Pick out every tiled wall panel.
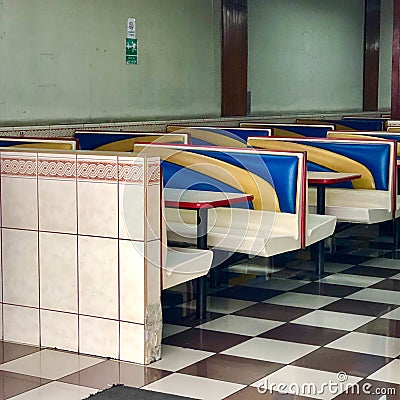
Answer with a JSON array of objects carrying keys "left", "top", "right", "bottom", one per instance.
[{"left": 0, "top": 149, "right": 162, "bottom": 364}]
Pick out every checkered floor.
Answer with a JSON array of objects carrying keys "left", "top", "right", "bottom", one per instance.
[{"left": 0, "top": 225, "right": 400, "bottom": 399}]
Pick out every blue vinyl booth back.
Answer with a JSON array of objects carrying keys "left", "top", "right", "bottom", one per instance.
[
  {"left": 74, "top": 133, "right": 186, "bottom": 151},
  {"left": 160, "top": 147, "right": 300, "bottom": 214},
  {"left": 167, "top": 127, "right": 272, "bottom": 147},
  {"left": 248, "top": 138, "right": 391, "bottom": 191},
  {"left": 302, "top": 141, "right": 390, "bottom": 190}
]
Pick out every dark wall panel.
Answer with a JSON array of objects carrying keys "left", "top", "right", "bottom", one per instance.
[
  {"left": 392, "top": 0, "right": 400, "bottom": 118},
  {"left": 363, "top": 0, "right": 381, "bottom": 111},
  {"left": 221, "top": 0, "right": 248, "bottom": 116}
]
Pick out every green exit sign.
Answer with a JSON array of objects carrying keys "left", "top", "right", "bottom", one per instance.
[{"left": 126, "top": 38, "right": 138, "bottom": 64}]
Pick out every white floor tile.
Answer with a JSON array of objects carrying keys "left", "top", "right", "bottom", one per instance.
[
  {"left": 243, "top": 278, "right": 308, "bottom": 291},
  {"left": 291, "top": 261, "right": 352, "bottom": 274},
  {"left": 380, "top": 307, "right": 400, "bottom": 320},
  {"left": 10, "top": 382, "right": 98, "bottom": 400},
  {"left": 162, "top": 324, "right": 190, "bottom": 339},
  {"left": 143, "top": 373, "right": 244, "bottom": 400},
  {"left": 198, "top": 315, "right": 284, "bottom": 336},
  {"left": 349, "top": 248, "right": 390, "bottom": 258},
  {"left": 221, "top": 337, "right": 318, "bottom": 364},
  {"left": 323, "top": 263, "right": 355, "bottom": 273},
  {"left": 326, "top": 332, "right": 400, "bottom": 358},
  {"left": 346, "top": 288, "right": 400, "bottom": 305},
  {"left": 251, "top": 365, "right": 362, "bottom": 400},
  {"left": 319, "top": 274, "right": 385, "bottom": 288},
  {"left": 291, "top": 310, "right": 374, "bottom": 331},
  {"left": 228, "top": 258, "right": 281, "bottom": 275},
  {"left": 0, "top": 349, "right": 104, "bottom": 380},
  {"left": 359, "top": 258, "right": 400, "bottom": 270},
  {"left": 391, "top": 273, "right": 400, "bottom": 280},
  {"left": 265, "top": 293, "right": 339, "bottom": 309},
  {"left": 179, "top": 296, "right": 256, "bottom": 314},
  {"left": 149, "top": 345, "right": 213, "bottom": 372},
  {"left": 368, "top": 359, "right": 400, "bottom": 384}
]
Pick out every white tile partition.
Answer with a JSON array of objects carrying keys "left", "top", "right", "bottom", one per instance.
[{"left": 0, "top": 148, "right": 162, "bottom": 365}]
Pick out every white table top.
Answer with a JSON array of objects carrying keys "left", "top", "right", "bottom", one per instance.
[
  {"left": 307, "top": 171, "right": 361, "bottom": 184},
  {"left": 164, "top": 188, "right": 254, "bottom": 209}
]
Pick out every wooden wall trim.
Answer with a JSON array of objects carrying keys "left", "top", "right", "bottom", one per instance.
[
  {"left": 392, "top": 0, "right": 400, "bottom": 118},
  {"left": 363, "top": 0, "right": 381, "bottom": 111},
  {"left": 221, "top": 0, "right": 248, "bottom": 117}
]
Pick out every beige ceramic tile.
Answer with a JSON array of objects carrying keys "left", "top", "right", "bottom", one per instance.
[
  {"left": 77, "top": 154, "right": 118, "bottom": 238},
  {"left": 1, "top": 176, "right": 38, "bottom": 230},
  {"left": 40, "top": 310, "right": 78, "bottom": 352},
  {"left": 78, "top": 236, "right": 118, "bottom": 319},
  {"left": 77, "top": 181, "right": 118, "bottom": 238},
  {"left": 2, "top": 229, "right": 38, "bottom": 307},
  {"left": 3, "top": 305, "right": 39, "bottom": 346},
  {"left": 146, "top": 240, "right": 162, "bottom": 307},
  {"left": 38, "top": 153, "right": 77, "bottom": 233},
  {"left": 119, "top": 182, "right": 144, "bottom": 240},
  {"left": 119, "top": 240, "right": 145, "bottom": 324},
  {"left": 0, "top": 228, "right": 2, "bottom": 303},
  {"left": 79, "top": 316, "right": 119, "bottom": 359},
  {"left": 119, "top": 322, "right": 145, "bottom": 364},
  {"left": 0, "top": 305, "right": 2, "bottom": 341},
  {"left": 39, "top": 179, "right": 77, "bottom": 234},
  {"left": 118, "top": 156, "right": 145, "bottom": 240},
  {"left": 40, "top": 232, "right": 78, "bottom": 313},
  {"left": 146, "top": 183, "right": 161, "bottom": 241}
]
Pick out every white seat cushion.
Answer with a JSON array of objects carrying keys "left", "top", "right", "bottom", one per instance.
[
  {"left": 395, "top": 194, "right": 400, "bottom": 218},
  {"left": 309, "top": 205, "right": 392, "bottom": 224},
  {"left": 167, "top": 221, "right": 300, "bottom": 257},
  {"left": 305, "top": 214, "right": 336, "bottom": 246},
  {"left": 309, "top": 188, "right": 393, "bottom": 224},
  {"left": 164, "top": 247, "right": 213, "bottom": 289}
]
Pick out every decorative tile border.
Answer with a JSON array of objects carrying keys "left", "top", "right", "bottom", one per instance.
[
  {"left": 1, "top": 157, "right": 37, "bottom": 177},
  {"left": 0, "top": 156, "right": 149, "bottom": 183},
  {"left": 118, "top": 163, "right": 145, "bottom": 183},
  {"left": 38, "top": 160, "right": 76, "bottom": 179},
  {"left": 147, "top": 162, "right": 161, "bottom": 184},
  {"left": 77, "top": 161, "right": 118, "bottom": 182}
]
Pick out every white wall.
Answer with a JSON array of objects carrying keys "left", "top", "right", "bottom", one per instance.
[
  {"left": 248, "top": 0, "right": 365, "bottom": 114},
  {"left": 0, "top": 0, "right": 221, "bottom": 124}
]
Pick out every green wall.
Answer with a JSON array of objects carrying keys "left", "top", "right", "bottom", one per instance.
[
  {"left": 248, "top": 0, "right": 366, "bottom": 114},
  {"left": 0, "top": 1, "right": 394, "bottom": 125},
  {"left": 0, "top": 0, "right": 221, "bottom": 124},
  {"left": 379, "top": 0, "right": 393, "bottom": 109}
]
